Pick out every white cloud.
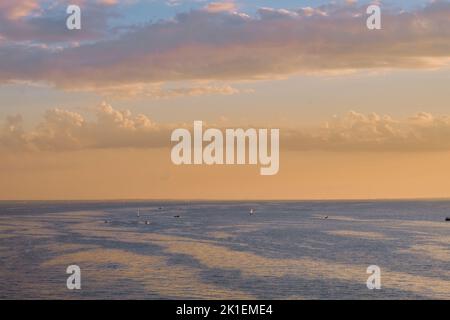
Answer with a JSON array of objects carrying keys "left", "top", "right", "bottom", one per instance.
[
  {"left": 4, "top": 107, "right": 450, "bottom": 153},
  {"left": 284, "top": 111, "right": 450, "bottom": 152},
  {"left": 1, "top": 103, "right": 168, "bottom": 151}
]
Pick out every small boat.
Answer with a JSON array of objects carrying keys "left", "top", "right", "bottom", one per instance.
[
  {"left": 249, "top": 209, "right": 255, "bottom": 215},
  {"left": 145, "top": 220, "right": 151, "bottom": 225},
  {"left": 137, "top": 209, "right": 140, "bottom": 217},
  {"left": 174, "top": 215, "right": 180, "bottom": 218},
  {"left": 104, "top": 220, "right": 109, "bottom": 224},
  {"left": 445, "top": 217, "right": 450, "bottom": 222},
  {"left": 324, "top": 216, "right": 329, "bottom": 220}
]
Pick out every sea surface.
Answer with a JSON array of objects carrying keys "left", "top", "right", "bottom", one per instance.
[{"left": 0, "top": 200, "right": 449, "bottom": 299}]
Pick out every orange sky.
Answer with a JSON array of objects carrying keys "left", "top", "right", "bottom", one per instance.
[
  {"left": 1, "top": 1, "right": 450, "bottom": 200},
  {"left": 2, "top": 148, "right": 450, "bottom": 200}
]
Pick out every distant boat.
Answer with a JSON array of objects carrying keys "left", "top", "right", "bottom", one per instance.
[
  {"left": 249, "top": 209, "right": 255, "bottom": 215},
  {"left": 174, "top": 215, "right": 180, "bottom": 218},
  {"left": 104, "top": 220, "right": 109, "bottom": 224},
  {"left": 446, "top": 217, "right": 450, "bottom": 222},
  {"left": 145, "top": 220, "right": 150, "bottom": 225},
  {"left": 324, "top": 216, "right": 329, "bottom": 220},
  {"left": 137, "top": 209, "right": 140, "bottom": 217}
]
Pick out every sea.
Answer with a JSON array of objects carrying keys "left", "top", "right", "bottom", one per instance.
[{"left": 0, "top": 200, "right": 449, "bottom": 299}]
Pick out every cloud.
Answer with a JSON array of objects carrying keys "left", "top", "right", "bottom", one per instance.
[
  {"left": 0, "top": 0, "right": 119, "bottom": 43},
  {"left": 0, "top": 1, "right": 449, "bottom": 93},
  {"left": 0, "top": 103, "right": 170, "bottom": 151},
  {"left": 0, "top": 0, "right": 40, "bottom": 20},
  {"left": 80, "top": 83, "right": 244, "bottom": 99},
  {"left": 283, "top": 111, "right": 450, "bottom": 152},
  {"left": 204, "top": 1, "right": 236, "bottom": 13},
  {"left": 4, "top": 106, "right": 450, "bottom": 153}
]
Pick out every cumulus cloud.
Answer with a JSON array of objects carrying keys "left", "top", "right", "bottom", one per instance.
[
  {"left": 283, "top": 111, "right": 450, "bottom": 152},
  {"left": 0, "top": 1, "right": 449, "bottom": 93},
  {"left": 4, "top": 106, "right": 450, "bottom": 153},
  {"left": 0, "top": 103, "right": 170, "bottom": 151}
]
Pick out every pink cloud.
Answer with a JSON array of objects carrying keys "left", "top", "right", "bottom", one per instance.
[
  {"left": 0, "top": 0, "right": 40, "bottom": 20},
  {"left": 0, "top": 0, "right": 119, "bottom": 43},
  {"left": 204, "top": 1, "right": 236, "bottom": 13},
  {"left": 0, "top": 2, "right": 449, "bottom": 92}
]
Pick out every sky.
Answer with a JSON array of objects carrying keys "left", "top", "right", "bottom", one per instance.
[{"left": 1, "top": 0, "right": 450, "bottom": 200}]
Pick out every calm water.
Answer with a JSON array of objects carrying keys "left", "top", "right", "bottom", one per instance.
[{"left": 0, "top": 200, "right": 449, "bottom": 299}]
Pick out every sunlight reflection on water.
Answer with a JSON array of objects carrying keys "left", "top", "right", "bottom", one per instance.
[{"left": 0, "top": 201, "right": 449, "bottom": 299}]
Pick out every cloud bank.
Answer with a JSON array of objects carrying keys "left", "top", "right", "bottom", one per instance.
[
  {"left": 0, "top": 0, "right": 119, "bottom": 43},
  {"left": 4, "top": 104, "right": 450, "bottom": 152},
  {"left": 0, "top": 103, "right": 169, "bottom": 151},
  {"left": 0, "top": 1, "right": 449, "bottom": 93},
  {"left": 283, "top": 111, "right": 450, "bottom": 152}
]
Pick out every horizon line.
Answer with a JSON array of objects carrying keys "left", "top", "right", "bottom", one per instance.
[{"left": 2, "top": 197, "right": 450, "bottom": 203}]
